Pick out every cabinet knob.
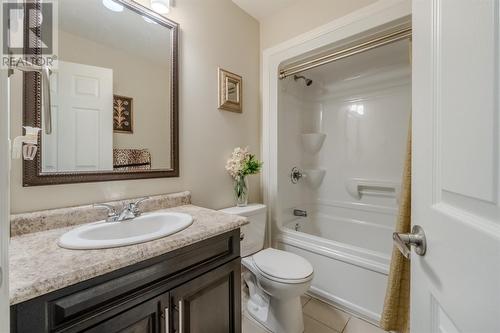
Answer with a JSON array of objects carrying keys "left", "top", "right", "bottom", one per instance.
[{"left": 240, "top": 233, "right": 245, "bottom": 241}]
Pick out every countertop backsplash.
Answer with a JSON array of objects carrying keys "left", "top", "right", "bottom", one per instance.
[{"left": 10, "top": 191, "right": 192, "bottom": 237}]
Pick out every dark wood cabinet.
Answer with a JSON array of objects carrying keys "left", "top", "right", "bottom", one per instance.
[
  {"left": 84, "top": 295, "right": 162, "bottom": 333},
  {"left": 170, "top": 259, "right": 241, "bottom": 333},
  {"left": 11, "top": 230, "right": 241, "bottom": 333},
  {"left": 80, "top": 259, "right": 241, "bottom": 333}
]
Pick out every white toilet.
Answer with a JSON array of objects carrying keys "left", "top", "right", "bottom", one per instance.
[{"left": 220, "top": 204, "right": 313, "bottom": 333}]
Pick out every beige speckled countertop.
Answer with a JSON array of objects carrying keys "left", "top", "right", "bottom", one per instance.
[{"left": 10, "top": 204, "right": 247, "bottom": 305}]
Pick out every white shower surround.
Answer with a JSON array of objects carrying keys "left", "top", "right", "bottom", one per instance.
[
  {"left": 276, "top": 66, "right": 411, "bottom": 323},
  {"left": 261, "top": 0, "right": 412, "bottom": 324}
]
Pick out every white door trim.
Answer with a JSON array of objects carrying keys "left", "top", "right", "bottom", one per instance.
[
  {"left": 261, "top": 0, "right": 412, "bottom": 243},
  {"left": 0, "top": 2, "right": 10, "bottom": 330},
  {"left": 0, "top": 0, "right": 10, "bottom": 327},
  {"left": 0, "top": 67, "right": 10, "bottom": 331}
]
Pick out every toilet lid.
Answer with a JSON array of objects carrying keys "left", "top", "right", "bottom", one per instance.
[{"left": 253, "top": 248, "right": 313, "bottom": 281}]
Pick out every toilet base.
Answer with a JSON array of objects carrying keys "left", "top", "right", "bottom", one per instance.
[{"left": 248, "top": 296, "right": 304, "bottom": 333}]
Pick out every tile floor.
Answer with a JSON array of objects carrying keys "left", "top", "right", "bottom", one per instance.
[{"left": 242, "top": 295, "right": 387, "bottom": 333}]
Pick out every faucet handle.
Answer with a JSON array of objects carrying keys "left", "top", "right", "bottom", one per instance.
[
  {"left": 93, "top": 203, "right": 118, "bottom": 221},
  {"left": 128, "top": 197, "right": 150, "bottom": 215},
  {"left": 133, "top": 197, "right": 150, "bottom": 206}
]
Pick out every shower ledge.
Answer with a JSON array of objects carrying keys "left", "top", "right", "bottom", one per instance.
[
  {"left": 301, "top": 133, "right": 326, "bottom": 154},
  {"left": 304, "top": 169, "right": 326, "bottom": 188}
]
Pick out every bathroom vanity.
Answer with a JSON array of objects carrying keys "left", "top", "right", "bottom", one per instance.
[
  {"left": 11, "top": 231, "right": 241, "bottom": 333},
  {"left": 9, "top": 193, "right": 247, "bottom": 333}
]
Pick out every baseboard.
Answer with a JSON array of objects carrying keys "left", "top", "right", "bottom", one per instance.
[{"left": 306, "top": 287, "right": 382, "bottom": 327}]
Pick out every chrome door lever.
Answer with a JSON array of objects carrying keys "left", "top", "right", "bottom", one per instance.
[{"left": 393, "top": 225, "right": 427, "bottom": 259}]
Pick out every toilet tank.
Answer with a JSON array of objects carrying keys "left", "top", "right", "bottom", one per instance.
[{"left": 219, "top": 204, "right": 267, "bottom": 257}]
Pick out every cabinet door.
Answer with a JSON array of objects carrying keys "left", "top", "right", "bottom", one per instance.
[
  {"left": 83, "top": 295, "right": 165, "bottom": 333},
  {"left": 171, "top": 259, "right": 241, "bottom": 333}
]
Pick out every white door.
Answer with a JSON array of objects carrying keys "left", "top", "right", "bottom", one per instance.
[
  {"left": 412, "top": 0, "right": 500, "bottom": 332},
  {"left": 0, "top": 3, "right": 10, "bottom": 330},
  {"left": 42, "top": 61, "right": 113, "bottom": 172}
]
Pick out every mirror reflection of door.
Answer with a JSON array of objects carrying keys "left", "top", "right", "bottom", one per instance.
[{"left": 42, "top": 61, "right": 113, "bottom": 172}]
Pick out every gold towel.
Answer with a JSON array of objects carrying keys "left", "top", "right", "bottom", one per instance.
[{"left": 380, "top": 118, "right": 412, "bottom": 333}]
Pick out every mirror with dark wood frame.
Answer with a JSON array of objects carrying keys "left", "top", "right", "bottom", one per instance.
[{"left": 23, "top": 0, "right": 179, "bottom": 186}]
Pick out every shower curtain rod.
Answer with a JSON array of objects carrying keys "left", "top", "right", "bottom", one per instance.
[{"left": 279, "top": 27, "right": 412, "bottom": 79}]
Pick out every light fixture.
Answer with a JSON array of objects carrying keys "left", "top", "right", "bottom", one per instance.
[
  {"left": 102, "top": 0, "right": 124, "bottom": 12},
  {"left": 151, "top": 0, "right": 170, "bottom": 14}
]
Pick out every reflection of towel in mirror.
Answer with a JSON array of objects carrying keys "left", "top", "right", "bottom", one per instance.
[
  {"left": 12, "top": 126, "right": 41, "bottom": 159},
  {"left": 113, "top": 149, "right": 151, "bottom": 171}
]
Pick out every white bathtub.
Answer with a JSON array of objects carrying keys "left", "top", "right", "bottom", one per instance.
[{"left": 275, "top": 202, "right": 396, "bottom": 323}]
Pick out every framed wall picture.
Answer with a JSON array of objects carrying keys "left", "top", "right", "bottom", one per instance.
[
  {"left": 218, "top": 68, "right": 242, "bottom": 113},
  {"left": 113, "top": 95, "right": 133, "bottom": 133}
]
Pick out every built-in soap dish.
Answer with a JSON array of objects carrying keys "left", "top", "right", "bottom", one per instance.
[
  {"left": 304, "top": 169, "right": 326, "bottom": 188},
  {"left": 301, "top": 133, "right": 326, "bottom": 154}
]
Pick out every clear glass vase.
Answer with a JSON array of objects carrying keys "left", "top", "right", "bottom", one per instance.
[{"left": 234, "top": 175, "right": 249, "bottom": 207}]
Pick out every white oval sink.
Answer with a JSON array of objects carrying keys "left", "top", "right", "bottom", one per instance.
[{"left": 58, "top": 212, "right": 193, "bottom": 250}]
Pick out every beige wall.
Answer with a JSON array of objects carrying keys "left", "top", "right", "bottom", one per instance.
[
  {"left": 10, "top": 0, "right": 260, "bottom": 213},
  {"left": 260, "top": 0, "right": 378, "bottom": 50}
]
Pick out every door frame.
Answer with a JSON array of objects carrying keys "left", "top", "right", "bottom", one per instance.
[
  {"left": 0, "top": 4, "right": 11, "bottom": 330},
  {"left": 261, "top": 0, "right": 411, "bottom": 246}
]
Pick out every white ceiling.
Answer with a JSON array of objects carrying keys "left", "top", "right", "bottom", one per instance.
[{"left": 232, "top": 0, "right": 298, "bottom": 20}]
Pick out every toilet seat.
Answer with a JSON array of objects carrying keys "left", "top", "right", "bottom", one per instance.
[{"left": 252, "top": 248, "right": 313, "bottom": 284}]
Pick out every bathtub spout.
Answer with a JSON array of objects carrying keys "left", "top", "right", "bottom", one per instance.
[{"left": 293, "top": 209, "right": 307, "bottom": 217}]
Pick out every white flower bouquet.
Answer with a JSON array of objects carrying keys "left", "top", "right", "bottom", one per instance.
[{"left": 225, "top": 147, "right": 263, "bottom": 206}]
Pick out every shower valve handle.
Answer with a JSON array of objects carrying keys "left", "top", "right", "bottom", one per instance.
[
  {"left": 290, "top": 167, "right": 304, "bottom": 184},
  {"left": 393, "top": 225, "right": 427, "bottom": 259}
]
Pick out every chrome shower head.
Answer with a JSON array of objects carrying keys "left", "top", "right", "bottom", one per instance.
[{"left": 294, "top": 75, "right": 313, "bottom": 86}]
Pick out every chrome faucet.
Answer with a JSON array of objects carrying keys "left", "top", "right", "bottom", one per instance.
[
  {"left": 93, "top": 203, "right": 119, "bottom": 222},
  {"left": 293, "top": 209, "right": 307, "bottom": 217},
  {"left": 94, "top": 197, "right": 150, "bottom": 222},
  {"left": 118, "top": 197, "right": 149, "bottom": 221}
]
